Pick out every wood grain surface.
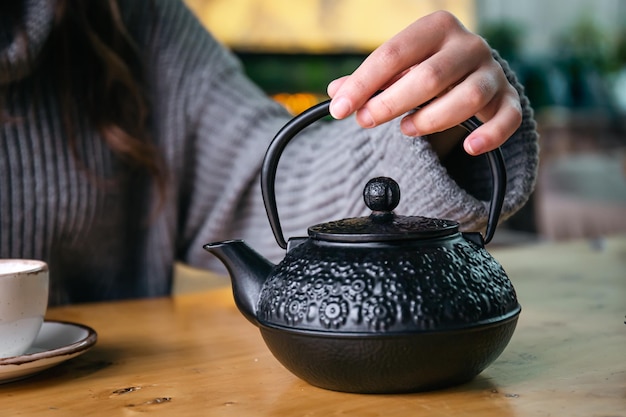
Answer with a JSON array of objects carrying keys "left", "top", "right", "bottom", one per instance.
[{"left": 1, "top": 236, "right": 624, "bottom": 416}]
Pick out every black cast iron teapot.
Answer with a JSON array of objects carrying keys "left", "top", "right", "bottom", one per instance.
[{"left": 204, "top": 99, "right": 520, "bottom": 394}]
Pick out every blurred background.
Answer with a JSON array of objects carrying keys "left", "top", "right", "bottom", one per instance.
[{"left": 185, "top": 0, "right": 626, "bottom": 246}]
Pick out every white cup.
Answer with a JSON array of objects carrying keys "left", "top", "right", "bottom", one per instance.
[{"left": 0, "top": 259, "right": 49, "bottom": 358}]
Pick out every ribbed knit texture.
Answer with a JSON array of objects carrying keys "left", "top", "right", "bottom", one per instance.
[{"left": 0, "top": 0, "right": 539, "bottom": 305}]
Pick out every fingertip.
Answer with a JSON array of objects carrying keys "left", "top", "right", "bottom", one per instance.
[
  {"left": 327, "top": 76, "right": 348, "bottom": 98},
  {"left": 400, "top": 116, "right": 419, "bottom": 137},
  {"left": 327, "top": 79, "right": 340, "bottom": 97},
  {"left": 464, "top": 136, "right": 486, "bottom": 156},
  {"left": 329, "top": 96, "right": 352, "bottom": 119},
  {"left": 356, "top": 108, "right": 376, "bottom": 128}
]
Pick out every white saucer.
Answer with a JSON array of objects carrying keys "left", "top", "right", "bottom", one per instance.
[{"left": 0, "top": 320, "right": 97, "bottom": 384}]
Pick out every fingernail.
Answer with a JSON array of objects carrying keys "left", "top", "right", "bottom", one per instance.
[
  {"left": 400, "top": 118, "right": 418, "bottom": 137},
  {"left": 465, "top": 137, "right": 486, "bottom": 155},
  {"left": 329, "top": 97, "right": 351, "bottom": 119},
  {"left": 327, "top": 78, "right": 340, "bottom": 95},
  {"left": 358, "top": 109, "right": 375, "bottom": 128}
]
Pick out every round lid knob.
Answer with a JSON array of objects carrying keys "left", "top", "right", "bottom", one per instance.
[
  {"left": 363, "top": 177, "right": 400, "bottom": 213},
  {"left": 307, "top": 176, "right": 459, "bottom": 243}
]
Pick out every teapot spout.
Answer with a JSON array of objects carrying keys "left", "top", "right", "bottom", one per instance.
[{"left": 203, "top": 240, "right": 274, "bottom": 326}]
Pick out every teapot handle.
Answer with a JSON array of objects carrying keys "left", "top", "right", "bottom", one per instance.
[{"left": 261, "top": 99, "right": 507, "bottom": 249}]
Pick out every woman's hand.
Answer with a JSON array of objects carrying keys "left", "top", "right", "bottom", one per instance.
[{"left": 327, "top": 10, "right": 522, "bottom": 156}]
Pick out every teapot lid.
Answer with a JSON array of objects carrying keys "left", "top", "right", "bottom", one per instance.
[{"left": 308, "top": 177, "right": 458, "bottom": 243}]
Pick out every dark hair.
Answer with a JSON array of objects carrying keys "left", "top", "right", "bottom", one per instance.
[{"left": 6, "top": 0, "right": 166, "bottom": 195}]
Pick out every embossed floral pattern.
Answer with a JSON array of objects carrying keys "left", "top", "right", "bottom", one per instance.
[
  {"left": 319, "top": 296, "right": 349, "bottom": 329},
  {"left": 257, "top": 236, "right": 518, "bottom": 333},
  {"left": 283, "top": 292, "right": 308, "bottom": 325},
  {"left": 362, "top": 295, "right": 397, "bottom": 330}
]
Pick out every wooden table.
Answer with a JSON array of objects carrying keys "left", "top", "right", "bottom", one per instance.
[{"left": 2, "top": 237, "right": 625, "bottom": 416}]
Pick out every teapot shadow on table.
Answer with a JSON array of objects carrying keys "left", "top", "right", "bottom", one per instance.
[{"left": 204, "top": 100, "right": 520, "bottom": 394}]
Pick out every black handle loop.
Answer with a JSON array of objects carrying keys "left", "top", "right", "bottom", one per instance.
[{"left": 261, "top": 99, "right": 507, "bottom": 249}]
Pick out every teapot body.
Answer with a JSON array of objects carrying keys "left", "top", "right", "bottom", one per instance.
[{"left": 257, "top": 232, "right": 519, "bottom": 334}]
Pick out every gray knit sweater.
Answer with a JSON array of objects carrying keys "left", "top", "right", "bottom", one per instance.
[{"left": 0, "top": 0, "right": 538, "bottom": 305}]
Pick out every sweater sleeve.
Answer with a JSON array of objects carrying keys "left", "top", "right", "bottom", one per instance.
[{"left": 146, "top": 1, "right": 539, "bottom": 268}]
